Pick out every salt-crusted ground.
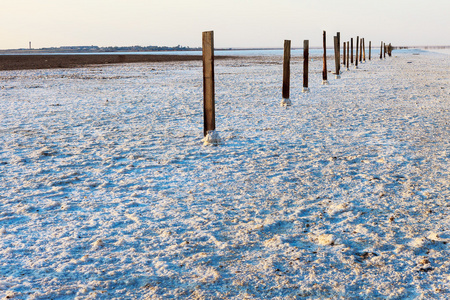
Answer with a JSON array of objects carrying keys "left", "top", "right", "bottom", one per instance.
[{"left": 0, "top": 50, "right": 449, "bottom": 299}]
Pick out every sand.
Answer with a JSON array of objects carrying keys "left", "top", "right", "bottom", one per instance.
[
  {"left": 0, "top": 54, "right": 233, "bottom": 71},
  {"left": 0, "top": 49, "right": 449, "bottom": 299}
]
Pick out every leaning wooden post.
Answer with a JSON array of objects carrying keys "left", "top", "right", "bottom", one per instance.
[
  {"left": 202, "top": 31, "right": 221, "bottom": 145},
  {"left": 322, "top": 31, "right": 328, "bottom": 85},
  {"left": 334, "top": 36, "right": 341, "bottom": 78},
  {"left": 346, "top": 41, "right": 350, "bottom": 70},
  {"left": 350, "top": 38, "right": 354, "bottom": 64},
  {"left": 355, "top": 36, "right": 359, "bottom": 68},
  {"left": 281, "top": 40, "right": 292, "bottom": 106},
  {"left": 369, "top": 41, "right": 371, "bottom": 60},
  {"left": 380, "top": 41, "right": 383, "bottom": 59},
  {"left": 302, "top": 40, "right": 310, "bottom": 93}
]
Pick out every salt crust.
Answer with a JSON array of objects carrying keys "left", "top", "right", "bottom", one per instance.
[{"left": 0, "top": 50, "right": 449, "bottom": 299}]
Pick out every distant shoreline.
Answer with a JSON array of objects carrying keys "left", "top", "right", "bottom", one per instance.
[{"left": 0, "top": 54, "right": 234, "bottom": 71}]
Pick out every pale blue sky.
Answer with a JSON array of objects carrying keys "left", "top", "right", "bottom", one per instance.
[{"left": 1, "top": 0, "right": 449, "bottom": 49}]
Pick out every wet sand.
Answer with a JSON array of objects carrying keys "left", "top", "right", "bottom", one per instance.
[{"left": 0, "top": 54, "right": 232, "bottom": 71}]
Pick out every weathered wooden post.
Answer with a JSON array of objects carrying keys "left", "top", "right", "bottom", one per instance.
[
  {"left": 351, "top": 38, "right": 354, "bottom": 64},
  {"left": 346, "top": 41, "right": 350, "bottom": 70},
  {"left": 343, "top": 42, "right": 346, "bottom": 66},
  {"left": 380, "top": 41, "right": 383, "bottom": 59},
  {"left": 362, "top": 38, "right": 366, "bottom": 62},
  {"left": 369, "top": 41, "right": 371, "bottom": 60},
  {"left": 302, "top": 40, "right": 310, "bottom": 93},
  {"left": 355, "top": 36, "right": 359, "bottom": 68},
  {"left": 388, "top": 43, "right": 392, "bottom": 56},
  {"left": 281, "top": 40, "right": 292, "bottom": 106},
  {"left": 202, "top": 30, "right": 221, "bottom": 145},
  {"left": 322, "top": 31, "right": 328, "bottom": 85},
  {"left": 336, "top": 32, "right": 341, "bottom": 75},
  {"left": 334, "top": 36, "right": 341, "bottom": 78},
  {"left": 359, "top": 38, "right": 363, "bottom": 63},
  {"left": 383, "top": 42, "right": 386, "bottom": 58}
]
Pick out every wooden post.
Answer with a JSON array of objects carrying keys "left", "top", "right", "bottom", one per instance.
[
  {"left": 343, "top": 41, "right": 346, "bottom": 66},
  {"left": 350, "top": 38, "right": 354, "bottom": 64},
  {"left": 363, "top": 38, "right": 366, "bottom": 62},
  {"left": 202, "top": 31, "right": 215, "bottom": 137},
  {"left": 383, "top": 42, "right": 386, "bottom": 58},
  {"left": 355, "top": 36, "right": 359, "bottom": 68},
  {"left": 322, "top": 31, "right": 328, "bottom": 84},
  {"left": 302, "top": 40, "right": 310, "bottom": 93},
  {"left": 346, "top": 41, "right": 349, "bottom": 70},
  {"left": 380, "top": 41, "right": 383, "bottom": 59},
  {"left": 369, "top": 41, "right": 371, "bottom": 60},
  {"left": 337, "top": 32, "right": 341, "bottom": 74},
  {"left": 359, "top": 38, "right": 363, "bottom": 63},
  {"left": 334, "top": 36, "right": 341, "bottom": 78},
  {"left": 388, "top": 43, "right": 392, "bottom": 56},
  {"left": 282, "top": 40, "right": 291, "bottom": 102}
]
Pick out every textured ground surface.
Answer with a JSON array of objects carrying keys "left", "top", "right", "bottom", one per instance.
[{"left": 0, "top": 50, "right": 449, "bottom": 299}]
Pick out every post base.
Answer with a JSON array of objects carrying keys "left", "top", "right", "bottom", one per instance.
[
  {"left": 335, "top": 75, "right": 341, "bottom": 79},
  {"left": 322, "top": 80, "right": 329, "bottom": 85},
  {"left": 202, "top": 130, "right": 222, "bottom": 146},
  {"left": 280, "top": 98, "right": 292, "bottom": 107},
  {"left": 302, "top": 87, "right": 310, "bottom": 93}
]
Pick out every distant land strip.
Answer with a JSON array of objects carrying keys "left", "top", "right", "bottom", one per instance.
[{"left": 0, "top": 54, "right": 234, "bottom": 71}]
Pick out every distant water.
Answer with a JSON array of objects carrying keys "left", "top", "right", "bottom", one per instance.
[{"left": 422, "top": 48, "right": 450, "bottom": 55}]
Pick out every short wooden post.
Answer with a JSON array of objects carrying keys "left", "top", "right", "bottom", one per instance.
[
  {"left": 334, "top": 36, "right": 341, "bottom": 78},
  {"left": 322, "top": 31, "right": 328, "bottom": 84},
  {"left": 355, "top": 36, "right": 359, "bottom": 68},
  {"left": 202, "top": 31, "right": 215, "bottom": 136},
  {"left": 350, "top": 38, "right": 354, "bottom": 64},
  {"left": 388, "top": 43, "right": 392, "bottom": 56},
  {"left": 346, "top": 41, "right": 349, "bottom": 70},
  {"left": 281, "top": 40, "right": 292, "bottom": 106},
  {"left": 380, "top": 41, "right": 383, "bottom": 59},
  {"left": 369, "top": 41, "right": 371, "bottom": 60},
  {"left": 383, "top": 42, "right": 386, "bottom": 58},
  {"left": 302, "top": 40, "right": 310, "bottom": 93}
]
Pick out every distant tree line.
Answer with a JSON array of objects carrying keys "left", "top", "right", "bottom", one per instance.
[{"left": 11, "top": 45, "right": 201, "bottom": 53}]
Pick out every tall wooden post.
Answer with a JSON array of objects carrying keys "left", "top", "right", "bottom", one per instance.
[
  {"left": 334, "top": 36, "right": 341, "bottom": 78},
  {"left": 346, "top": 41, "right": 349, "bottom": 70},
  {"left": 322, "top": 31, "right": 328, "bottom": 84},
  {"left": 355, "top": 36, "right": 359, "bottom": 68},
  {"left": 343, "top": 42, "right": 346, "bottom": 66},
  {"left": 383, "top": 42, "right": 386, "bottom": 58},
  {"left": 336, "top": 32, "right": 341, "bottom": 75},
  {"left": 202, "top": 31, "right": 215, "bottom": 137},
  {"left": 380, "top": 41, "right": 383, "bottom": 59},
  {"left": 282, "top": 40, "right": 291, "bottom": 105},
  {"left": 362, "top": 38, "right": 366, "bottom": 62},
  {"left": 350, "top": 38, "right": 354, "bottom": 64},
  {"left": 369, "top": 41, "right": 371, "bottom": 60},
  {"left": 302, "top": 40, "right": 310, "bottom": 93},
  {"left": 359, "top": 38, "right": 363, "bottom": 63}
]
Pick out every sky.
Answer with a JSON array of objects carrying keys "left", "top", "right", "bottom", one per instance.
[{"left": 1, "top": 0, "right": 449, "bottom": 50}]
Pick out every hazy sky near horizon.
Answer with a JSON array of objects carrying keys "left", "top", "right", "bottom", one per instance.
[{"left": 1, "top": 0, "right": 449, "bottom": 49}]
